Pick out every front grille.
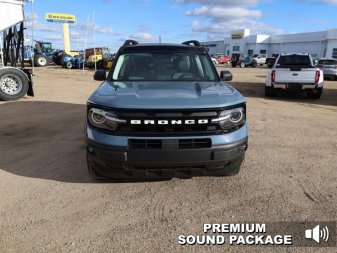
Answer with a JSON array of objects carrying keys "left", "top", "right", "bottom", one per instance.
[
  {"left": 116, "top": 109, "right": 222, "bottom": 135},
  {"left": 119, "top": 125, "right": 218, "bottom": 135},
  {"left": 129, "top": 138, "right": 212, "bottom": 149},
  {"left": 87, "top": 103, "right": 246, "bottom": 136}
]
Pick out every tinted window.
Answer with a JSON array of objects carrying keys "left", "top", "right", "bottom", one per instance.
[
  {"left": 276, "top": 55, "right": 312, "bottom": 68},
  {"left": 318, "top": 59, "right": 337, "bottom": 65},
  {"left": 111, "top": 52, "right": 218, "bottom": 82}
]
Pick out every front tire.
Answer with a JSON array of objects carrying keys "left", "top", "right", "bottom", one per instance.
[
  {"left": 0, "top": 68, "right": 29, "bottom": 101},
  {"left": 34, "top": 54, "right": 48, "bottom": 67},
  {"left": 310, "top": 88, "right": 322, "bottom": 99},
  {"left": 65, "top": 62, "right": 73, "bottom": 69},
  {"left": 240, "top": 62, "right": 245, "bottom": 68}
]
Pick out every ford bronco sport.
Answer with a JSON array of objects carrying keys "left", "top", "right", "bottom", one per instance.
[{"left": 86, "top": 40, "right": 248, "bottom": 180}]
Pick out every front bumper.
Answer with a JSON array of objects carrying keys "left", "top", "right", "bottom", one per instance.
[
  {"left": 271, "top": 83, "right": 322, "bottom": 90},
  {"left": 86, "top": 124, "right": 248, "bottom": 179}
]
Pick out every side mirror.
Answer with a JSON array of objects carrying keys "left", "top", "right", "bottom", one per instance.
[
  {"left": 220, "top": 70, "right": 233, "bottom": 81},
  {"left": 94, "top": 70, "right": 106, "bottom": 81}
]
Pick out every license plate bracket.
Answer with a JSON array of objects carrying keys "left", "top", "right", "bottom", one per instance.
[{"left": 287, "top": 83, "right": 302, "bottom": 89}]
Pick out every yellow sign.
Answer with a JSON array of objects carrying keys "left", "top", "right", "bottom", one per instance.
[
  {"left": 231, "top": 32, "right": 244, "bottom": 39},
  {"left": 45, "top": 13, "right": 76, "bottom": 24}
]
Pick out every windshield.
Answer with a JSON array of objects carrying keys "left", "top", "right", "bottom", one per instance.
[
  {"left": 318, "top": 59, "right": 337, "bottom": 65},
  {"left": 276, "top": 55, "right": 313, "bottom": 68},
  {"left": 110, "top": 52, "right": 218, "bottom": 82}
]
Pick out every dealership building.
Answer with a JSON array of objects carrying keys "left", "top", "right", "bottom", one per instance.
[{"left": 201, "top": 29, "right": 337, "bottom": 59}]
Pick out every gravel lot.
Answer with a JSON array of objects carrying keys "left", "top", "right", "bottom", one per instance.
[{"left": 0, "top": 66, "right": 336, "bottom": 252}]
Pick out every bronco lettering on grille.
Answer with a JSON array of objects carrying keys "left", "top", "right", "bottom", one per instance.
[{"left": 130, "top": 119, "right": 210, "bottom": 125}]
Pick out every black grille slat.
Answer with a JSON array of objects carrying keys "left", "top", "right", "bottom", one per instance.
[
  {"left": 119, "top": 125, "right": 218, "bottom": 134},
  {"left": 190, "top": 112, "right": 218, "bottom": 117},
  {"left": 129, "top": 139, "right": 161, "bottom": 149},
  {"left": 134, "top": 165, "right": 206, "bottom": 170},
  {"left": 129, "top": 138, "right": 211, "bottom": 149},
  {"left": 178, "top": 139, "right": 211, "bottom": 149},
  {"left": 119, "top": 111, "right": 216, "bottom": 118}
]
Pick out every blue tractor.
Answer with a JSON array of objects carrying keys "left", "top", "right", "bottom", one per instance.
[
  {"left": 23, "top": 41, "right": 54, "bottom": 67},
  {"left": 61, "top": 53, "right": 85, "bottom": 69}
]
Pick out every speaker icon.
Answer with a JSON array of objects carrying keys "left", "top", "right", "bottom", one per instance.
[{"left": 305, "top": 225, "right": 329, "bottom": 243}]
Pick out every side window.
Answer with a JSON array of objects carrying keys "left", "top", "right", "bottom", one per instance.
[
  {"left": 113, "top": 55, "right": 127, "bottom": 80},
  {"left": 199, "top": 55, "right": 216, "bottom": 80},
  {"left": 193, "top": 55, "right": 204, "bottom": 78}
]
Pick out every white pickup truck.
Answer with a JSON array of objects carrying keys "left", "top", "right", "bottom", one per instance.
[
  {"left": 265, "top": 53, "right": 323, "bottom": 99},
  {"left": 253, "top": 54, "right": 267, "bottom": 65}
]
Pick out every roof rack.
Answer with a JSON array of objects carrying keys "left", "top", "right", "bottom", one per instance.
[
  {"left": 123, "top": 40, "right": 139, "bottom": 46},
  {"left": 182, "top": 40, "right": 201, "bottom": 47}
]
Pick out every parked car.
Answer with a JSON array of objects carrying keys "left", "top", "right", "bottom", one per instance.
[
  {"left": 316, "top": 58, "right": 337, "bottom": 80},
  {"left": 265, "top": 53, "right": 324, "bottom": 99},
  {"left": 236, "top": 56, "right": 257, "bottom": 68},
  {"left": 211, "top": 57, "right": 219, "bottom": 65},
  {"left": 216, "top": 55, "right": 231, "bottom": 64},
  {"left": 253, "top": 54, "right": 267, "bottom": 65},
  {"left": 86, "top": 40, "right": 247, "bottom": 180}
]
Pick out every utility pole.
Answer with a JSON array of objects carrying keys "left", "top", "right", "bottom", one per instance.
[{"left": 93, "top": 11, "right": 96, "bottom": 71}]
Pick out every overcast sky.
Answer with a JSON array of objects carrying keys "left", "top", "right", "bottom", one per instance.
[{"left": 23, "top": 0, "right": 337, "bottom": 52}]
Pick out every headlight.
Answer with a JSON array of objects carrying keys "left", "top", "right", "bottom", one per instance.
[
  {"left": 88, "top": 108, "right": 126, "bottom": 130},
  {"left": 212, "top": 107, "right": 245, "bottom": 130}
]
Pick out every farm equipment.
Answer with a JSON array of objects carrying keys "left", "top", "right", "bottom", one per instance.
[
  {"left": 23, "top": 41, "right": 81, "bottom": 67},
  {"left": 62, "top": 54, "right": 85, "bottom": 69},
  {"left": 0, "top": 0, "right": 34, "bottom": 101},
  {"left": 85, "top": 47, "right": 112, "bottom": 69},
  {"left": 23, "top": 40, "right": 55, "bottom": 67}
]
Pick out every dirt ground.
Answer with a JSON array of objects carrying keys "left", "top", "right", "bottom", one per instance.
[{"left": 0, "top": 66, "right": 336, "bottom": 253}]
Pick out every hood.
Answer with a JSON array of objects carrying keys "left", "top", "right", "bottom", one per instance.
[{"left": 88, "top": 81, "right": 245, "bottom": 109}]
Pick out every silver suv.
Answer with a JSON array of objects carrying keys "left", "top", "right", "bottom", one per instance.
[
  {"left": 86, "top": 40, "right": 248, "bottom": 180},
  {"left": 317, "top": 58, "right": 337, "bottom": 80}
]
